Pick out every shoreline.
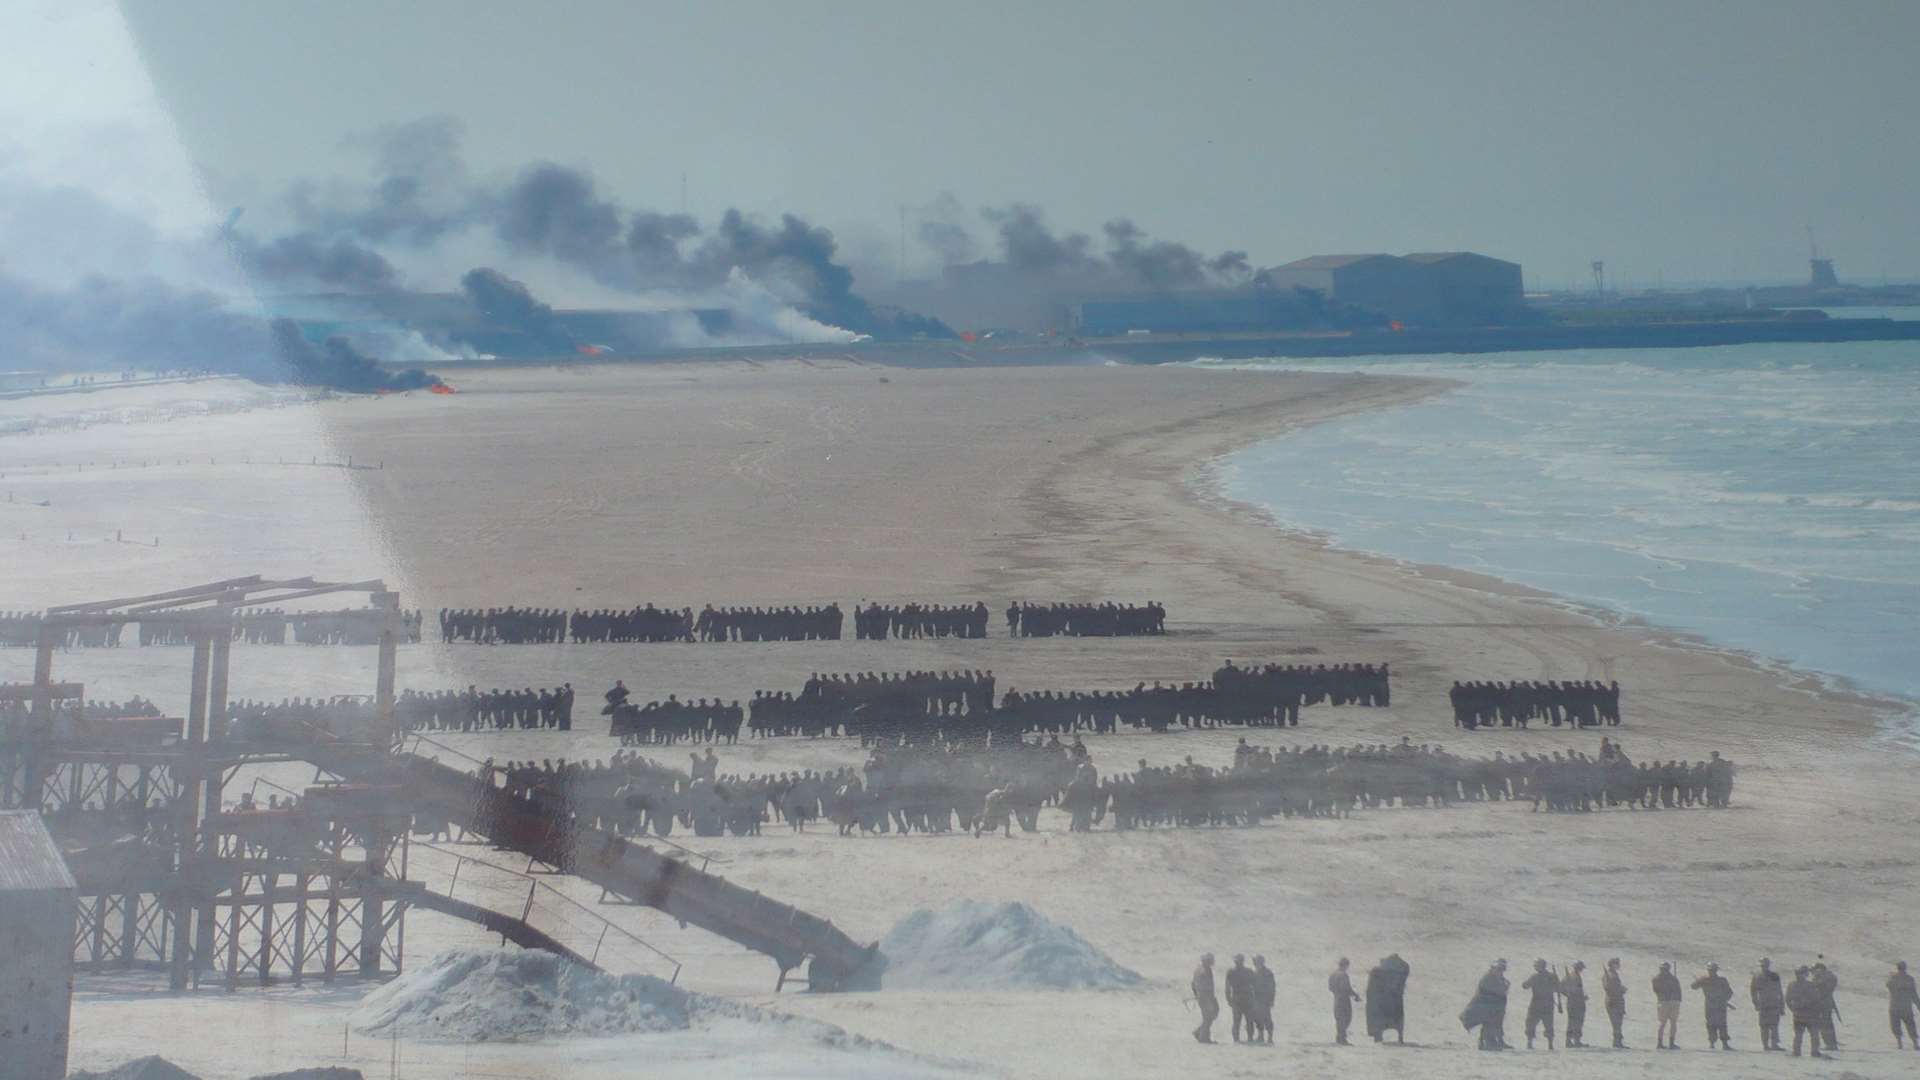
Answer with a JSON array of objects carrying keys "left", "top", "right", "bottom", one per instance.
[
  {"left": 1003, "top": 365, "right": 1909, "bottom": 750},
  {"left": 1177, "top": 377, "right": 1920, "bottom": 739}
]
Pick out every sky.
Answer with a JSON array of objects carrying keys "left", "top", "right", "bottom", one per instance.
[{"left": 9, "top": 0, "right": 1920, "bottom": 293}]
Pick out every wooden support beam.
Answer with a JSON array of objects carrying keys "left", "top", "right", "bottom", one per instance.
[{"left": 47, "top": 576, "right": 265, "bottom": 614}]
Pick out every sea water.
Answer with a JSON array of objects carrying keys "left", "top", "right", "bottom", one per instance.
[{"left": 1196, "top": 339, "right": 1920, "bottom": 712}]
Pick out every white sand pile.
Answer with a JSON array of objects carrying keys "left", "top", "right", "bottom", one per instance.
[
  {"left": 69, "top": 1058, "right": 200, "bottom": 1080},
  {"left": 879, "top": 900, "right": 1143, "bottom": 991},
  {"left": 352, "top": 949, "right": 692, "bottom": 1041}
]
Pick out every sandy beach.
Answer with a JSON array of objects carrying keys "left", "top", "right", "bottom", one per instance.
[{"left": 6, "top": 360, "right": 1917, "bottom": 1079}]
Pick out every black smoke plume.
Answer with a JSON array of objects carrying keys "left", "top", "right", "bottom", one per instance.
[
  {"left": 233, "top": 233, "right": 401, "bottom": 293},
  {"left": 459, "top": 267, "right": 576, "bottom": 353},
  {"left": 269, "top": 318, "right": 441, "bottom": 392}
]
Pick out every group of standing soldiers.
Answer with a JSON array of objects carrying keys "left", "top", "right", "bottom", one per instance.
[
  {"left": 1006, "top": 600, "right": 1166, "bottom": 637},
  {"left": 853, "top": 602, "right": 991, "bottom": 639},
  {"left": 695, "top": 603, "right": 844, "bottom": 642},
  {"left": 438, "top": 606, "right": 569, "bottom": 643},
  {"left": 1450, "top": 679, "right": 1623, "bottom": 729},
  {"left": 1190, "top": 953, "right": 1412, "bottom": 1046},
  {"left": 396, "top": 685, "right": 576, "bottom": 731},
  {"left": 1456, "top": 954, "right": 1914, "bottom": 1057}
]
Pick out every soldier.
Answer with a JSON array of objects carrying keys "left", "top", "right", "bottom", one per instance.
[
  {"left": 1786, "top": 966, "right": 1825, "bottom": 1058},
  {"left": 1329, "top": 957, "right": 1361, "bottom": 1045},
  {"left": 1692, "top": 962, "right": 1736, "bottom": 1050},
  {"left": 1521, "top": 959, "right": 1560, "bottom": 1050},
  {"left": 1250, "top": 955, "right": 1276, "bottom": 1045},
  {"left": 1751, "top": 958, "right": 1785, "bottom": 1051},
  {"left": 974, "top": 785, "right": 1013, "bottom": 838},
  {"left": 1225, "top": 954, "right": 1254, "bottom": 1043},
  {"left": 1653, "top": 961, "right": 1683, "bottom": 1050},
  {"left": 1603, "top": 957, "right": 1628, "bottom": 1048},
  {"left": 1462, "top": 959, "right": 1510, "bottom": 1051},
  {"left": 1812, "top": 960, "right": 1840, "bottom": 1050},
  {"left": 1559, "top": 960, "right": 1588, "bottom": 1048},
  {"left": 1192, "top": 953, "right": 1219, "bottom": 1044},
  {"left": 1366, "top": 953, "right": 1411, "bottom": 1045},
  {"left": 1890, "top": 961, "right": 1918, "bottom": 1050}
]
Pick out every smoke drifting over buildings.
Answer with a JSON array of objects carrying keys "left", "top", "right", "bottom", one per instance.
[
  {"left": 0, "top": 112, "right": 1274, "bottom": 384},
  {"left": 882, "top": 202, "right": 1257, "bottom": 333},
  {"left": 246, "top": 119, "right": 953, "bottom": 349}
]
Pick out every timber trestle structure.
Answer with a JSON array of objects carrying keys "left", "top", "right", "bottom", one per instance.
[{"left": 5, "top": 575, "right": 881, "bottom": 992}]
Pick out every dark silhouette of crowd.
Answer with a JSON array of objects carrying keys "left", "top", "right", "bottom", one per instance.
[
  {"left": 439, "top": 606, "right": 570, "bottom": 643},
  {"left": 1450, "top": 680, "right": 1622, "bottom": 729},
  {"left": 695, "top": 603, "right": 843, "bottom": 641},
  {"left": 396, "top": 685, "right": 576, "bottom": 732},
  {"left": 570, "top": 605, "right": 694, "bottom": 642},
  {"left": 853, "top": 601, "right": 991, "bottom": 639},
  {"left": 718, "top": 661, "right": 1389, "bottom": 745},
  {"left": 511, "top": 734, "right": 1736, "bottom": 845},
  {"left": 608, "top": 696, "right": 744, "bottom": 745},
  {"left": 1006, "top": 601, "right": 1166, "bottom": 637}
]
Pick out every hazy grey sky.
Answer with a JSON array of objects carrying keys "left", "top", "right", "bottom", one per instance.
[{"left": 95, "top": 0, "right": 1920, "bottom": 287}]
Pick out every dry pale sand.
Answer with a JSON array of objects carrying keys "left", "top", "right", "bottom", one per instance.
[{"left": 6, "top": 360, "right": 1917, "bottom": 1079}]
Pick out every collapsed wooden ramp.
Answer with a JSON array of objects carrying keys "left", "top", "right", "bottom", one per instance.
[
  {"left": 307, "top": 745, "right": 883, "bottom": 990},
  {"left": 401, "top": 884, "right": 598, "bottom": 970}
]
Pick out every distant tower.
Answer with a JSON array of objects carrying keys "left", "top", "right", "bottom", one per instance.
[
  {"left": 1590, "top": 260, "right": 1605, "bottom": 295},
  {"left": 1807, "top": 226, "right": 1838, "bottom": 288}
]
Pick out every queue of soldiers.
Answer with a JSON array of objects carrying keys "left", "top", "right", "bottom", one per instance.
[
  {"left": 0, "top": 612, "right": 121, "bottom": 647},
  {"left": 1453, "top": 955, "right": 1915, "bottom": 1057},
  {"left": 220, "top": 696, "right": 390, "bottom": 743},
  {"left": 1184, "top": 952, "right": 1918, "bottom": 1056},
  {"left": 741, "top": 671, "right": 998, "bottom": 740},
  {"left": 853, "top": 601, "right": 991, "bottom": 639},
  {"left": 395, "top": 686, "right": 577, "bottom": 732},
  {"left": 607, "top": 693, "right": 745, "bottom": 745},
  {"left": 714, "top": 662, "right": 1390, "bottom": 745},
  {"left": 569, "top": 606, "right": 694, "bottom": 643},
  {"left": 1450, "top": 680, "right": 1623, "bottom": 729},
  {"left": 0, "top": 609, "right": 425, "bottom": 648},
  {"left": 529, "top": 735, "right": 1737, "bottom": 844},
  {"left": 438, "top": 606, "right": 571, "bottom": 644},
  {"left": 695, "top": 603, "right": 844, "bottom": 642},
  {"left": 1006, "top": 600, "right": 1166, "bottom": 637}
]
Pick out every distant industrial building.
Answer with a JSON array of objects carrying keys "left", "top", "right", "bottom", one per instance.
[
  {"left": 0, "top": 811, "right": 76, "bottom": 1079},
  {"left": 1257, "top": 251, "right": 1525, "bottom": 325}
]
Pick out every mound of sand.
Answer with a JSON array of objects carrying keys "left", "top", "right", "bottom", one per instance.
[
  {"left": 70, "top": 1058, "right": 200, "bottom": 1080},
  {"left": 352, "top": 949, "right": 692, "bottom": 1041},
  {"left": 879, "top": 900, "right": 1143, "bottom": 991}
]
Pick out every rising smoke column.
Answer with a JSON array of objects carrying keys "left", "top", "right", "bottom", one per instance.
[
  {"left": 268, "top": 318, "right": 441, "bottom": 392},
  {"left": 458, "top": 267, "right": 577, "bottom": 354}
]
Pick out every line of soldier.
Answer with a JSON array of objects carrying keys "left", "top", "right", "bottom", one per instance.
[
  {"left": 1188, "top": 953, "right": 1918, "bottom": 1056},
  {"left": 395, "top": 686, "right": 576, "bottom": 732},
  {"left": 695, "top": 603, "right": 844, "bottom": 642},
  {"left": 220, "top": 696, "right": 389, "bottom": 744},
  {"left": 606, "top": 692, "right": 745, "bottom": 745},
  {"left": 1457, "top": 954, "right": 1914, "bottom": 1056},
  {"left": 569, "top": 606, "right": 693, "bottom": 643},
  {"left": 1450, "top": 679, "right": 1622, "bottom": 729},
  {"left": 438, "top": 606, "right": 570, "bottom": 643},
  {"left": 1006, "top": 600, "right": 1166, "bottom": 637},
  {"left": 0, "top": 694, "right": 160, "bottom": 727},
  {"left": 725, "top": 662, "right": 1389, "bottom": 745},
  {"left": 0, "top": 609, "right": 426, "bottom": 648},
  {"left": 853, "top": 601, "right": 991, "bottom": 639},
  {"left": 530, "top": 736, "right": 1737, "bottom": 843}
]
